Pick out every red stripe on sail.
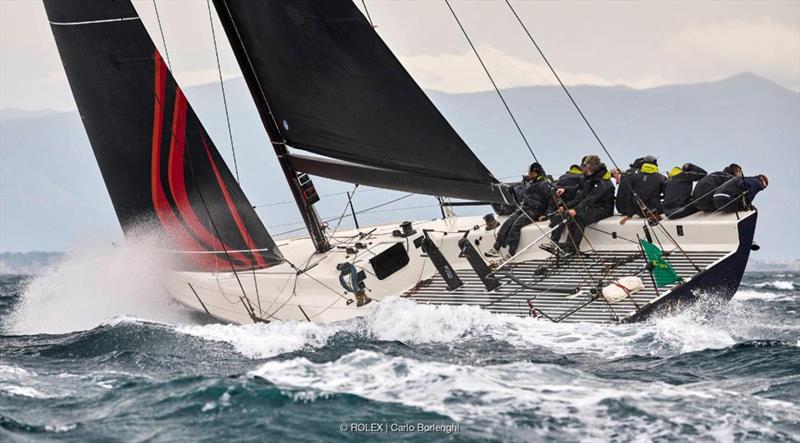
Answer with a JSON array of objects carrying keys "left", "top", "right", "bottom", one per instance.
[
  {"left": 199, "top": 131, "right": 268, "bottom": 268},
  {"left": 150, "top": 52, "right": 217, "bottom": 270},
  {"left": 166, "top": 89, "right": 252, "bottom": 267}
]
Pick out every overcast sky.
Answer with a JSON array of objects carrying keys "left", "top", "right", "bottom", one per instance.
[{"left": 1, "top": 0, "right": 798, "bottom": 111}]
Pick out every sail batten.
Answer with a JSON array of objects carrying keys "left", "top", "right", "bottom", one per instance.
[{"left": 213, "top": 0, "right": 503, "bottom": 192}]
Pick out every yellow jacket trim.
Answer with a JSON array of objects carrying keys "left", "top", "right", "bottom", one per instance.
[
  {"left": 668, "top": 166, "right": 682, "bottom": 178},
  {"left": 640, "top": 163, "right": 659, "bottom": 174}
]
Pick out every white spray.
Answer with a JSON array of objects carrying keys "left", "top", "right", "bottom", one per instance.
[{"left": 7, "top": 229, "right": 194, "bottom": 334}]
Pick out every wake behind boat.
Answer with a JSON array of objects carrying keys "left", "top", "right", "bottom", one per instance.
[{"left": 43, "top": 0, "right": 763, "bottom": 325}]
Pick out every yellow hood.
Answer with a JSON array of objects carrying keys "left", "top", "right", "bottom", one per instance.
[{"left": 640, "top": 163, "right": 659, "bottom": 174}]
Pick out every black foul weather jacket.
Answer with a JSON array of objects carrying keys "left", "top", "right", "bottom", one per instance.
[
  {"left": 550, "top": 168, "right": 583, "bottom": 211},
  {"left": 520, "top": 176, "right": 553, "bottom": 217},
  {"left": 627, "top": 163, "right": 667, "bottom": 216},
  {"left": 565, "top": 166, "right": 615, "bottom": 224},
  {"left": 692, "top": 171, "right": 736, "bottom": 212},
  {"left": 663, "top": 163, "right": 707, "bottom": 216},
  {"left": 615, "top": 167, "right": 637, "bottom": 216}
]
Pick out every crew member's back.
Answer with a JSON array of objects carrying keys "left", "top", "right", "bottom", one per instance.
[
  {"left": 692, "top": 169, "right": 738, "bottom": 212},
  {"left": 664, "top": 163, "right": 707, "bottom": 219},
  {"left": 629, "top": 160, "right": 666, "bottom": 216}
]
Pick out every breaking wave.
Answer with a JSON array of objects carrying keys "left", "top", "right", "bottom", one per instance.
[
  {"left": 171, "top": 293, "right": 795, "bottom": 361},
  {"left": 1, "top": 269, "right": 797, "bottom": 441},
  {"left": 250, "top": 348, "right": 800, "bottom": 440},
  {"left": 5, "top": 230, "right": 193, "bottom": 335}
]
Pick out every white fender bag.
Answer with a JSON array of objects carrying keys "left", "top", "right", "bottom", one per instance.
[{"left": 602, "top": 276, "right": 644, "bottom": 303}]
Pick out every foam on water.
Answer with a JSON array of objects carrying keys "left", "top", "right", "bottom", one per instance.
[
  {"left": 173, "top": 294, "right": 786, "bottom": 361},
  {"left": 250, "top": 349, "right": 800, "bottom": 439},
  {"left": 6, "top": 230, "right": 193, "bottom": 335},
  {"left": 734, "top": 289, "right": 790, "bottom": 301},
  {"left": 367, "top": 297, "right": 748, "bottom": 358},
  {"left": 176, "top": 320, "right": 338, "bottom": 359},
  {"left": 1, "top": 268, "right": 797, "bottom": 441},
  {"left": 0, "top": 384, "right": 52, "bottom": 399},
  {"left": 752, "top": 280, "right": 795, "bottom": 291}
]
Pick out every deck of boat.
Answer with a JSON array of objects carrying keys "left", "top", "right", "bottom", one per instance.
[{"left": 402, "top": 249, "right": 728, "bottom": 323}]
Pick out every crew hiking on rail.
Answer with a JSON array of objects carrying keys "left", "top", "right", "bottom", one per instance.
[{"left": 486, "top": 155, "right": 768, "bottom": 258}]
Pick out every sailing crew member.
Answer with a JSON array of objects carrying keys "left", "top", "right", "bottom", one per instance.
[
  {"left": 618, "top": 156, "right": 666, "bottom": 224},
  {"left": 612, "top": 156, "right": 648, "bottom": 219},
  {"left": 691, "top": 166, "right": 740, "bottom": 212},
  {"left": 712, "top": 174, "right": 768, "bottom": 212},
  {"left": 663, "top": 163, "right": 708, "bottom": 219},
  {"left": 546, "top": 155, "right": 614, "bottom": 254},
  {"left": 486, "top": 163, "right": 551, "bottom": 258},
  {"left": 547, "top": 163, "right": 584, "bottom": 213},
  {"left": 723, "top": 163, "right": 743, "bottom": 177}
]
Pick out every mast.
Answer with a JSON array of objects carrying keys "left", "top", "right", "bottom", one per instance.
[
  {"left": 275, "top": 142, "right": 330, "bottom": 253},
  {"left": 213, "top": 1, "right": 330, "bottom": 252}
]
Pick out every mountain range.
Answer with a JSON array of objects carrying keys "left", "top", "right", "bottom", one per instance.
[{"left": 1, "top": 73, "right": 798, "bottom": 259}]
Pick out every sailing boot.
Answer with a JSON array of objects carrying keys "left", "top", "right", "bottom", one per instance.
[
  {"left": 484, "top": 248, "right": 501, "bottom": 258},
  {"left": 355, "top": 290, "right": 372, "bottom": 307},
  {"left": 558, "top": 242, "right": 575, "bottom": 256},
  {"left": 539, "top": 242, "right": 560, "bottom": 256}
]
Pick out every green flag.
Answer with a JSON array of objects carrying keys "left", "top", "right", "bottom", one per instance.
[{"left": 640, "top": 240, "right": 681, "bottom": 287}]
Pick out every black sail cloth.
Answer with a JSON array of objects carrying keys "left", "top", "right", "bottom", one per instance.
[
  {"left": 213, "top": 0, "right": 510, "bottom": 203},
  {"left": 44, "top": 0, "right": 282, "bottom": 271}
]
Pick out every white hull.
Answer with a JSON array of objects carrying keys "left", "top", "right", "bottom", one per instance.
[{"left": 164, "top": 211, "right": 755, "bottom": 324}]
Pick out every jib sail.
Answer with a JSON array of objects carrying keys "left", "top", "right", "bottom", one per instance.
[
  {"left": 213, "top": 0, "right": 512, "bottom": 204},
  {"left": 43, "top": 0, "right": 282, "bottom": 271}
]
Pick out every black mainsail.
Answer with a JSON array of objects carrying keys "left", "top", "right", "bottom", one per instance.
[
  {"left": 212, "top": 0, "right": 511, "bottom": 204},
  {"left": 43, "top": 0, "right": 282, "bottom": 271}
]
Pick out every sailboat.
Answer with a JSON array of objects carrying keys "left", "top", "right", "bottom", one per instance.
[{"left": 43, "top": 0, "right": 758, "bottom": 324}]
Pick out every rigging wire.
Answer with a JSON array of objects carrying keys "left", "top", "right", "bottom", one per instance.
[
  {"left": 152, "top": 1, "right": 172, "bottom": 70},
  {"left": 206, "top": 0, "right": 240, "bottom": 182},
  {"left": 272, "top": 193, "right": 417, "bottom": 236},
  {"left": 133, "top": 40, "right": 261, "bottom": 320},
  {"left": 444, "top": 0, "right": 607, "bottom": 288},
  {"left": 504, "top": 0, "right": 619, "bottom": 172},
  {"left": 361, "top": 0, "right": 374, "bottom": 27},
  {"left": 328, "top": 184, "right": 360, "bottom": 239},
  {"left": 184, "top": 133, "right": 261, "bottom": 322},
  {"left": 115, "top": 5, "right": 268, "bottom": 318},
  {"left": 501, "top": 0, "right": 701, "bottom": 275},
  {"left": 443, "top": 0, "right": 585, "bottom": 255},
  {"left": 444, "top": 0, "right": 539, "bottom": 164},
  {"left": 504, "top": 0, "right": 681, "bottom": 256}
]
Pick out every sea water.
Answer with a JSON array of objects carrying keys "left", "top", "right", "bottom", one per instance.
[{"left": 0, "top": 244, "right": 798, "bottom": 442}]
